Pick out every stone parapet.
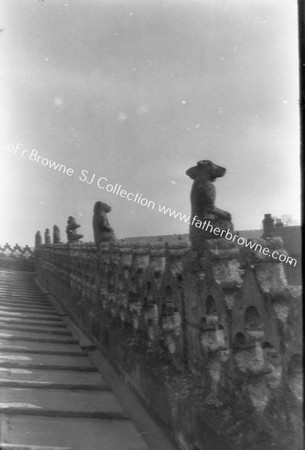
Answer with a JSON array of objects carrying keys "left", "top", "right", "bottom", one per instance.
[{"left": 35, "top": 238, "right": 302, "bottom": 450}]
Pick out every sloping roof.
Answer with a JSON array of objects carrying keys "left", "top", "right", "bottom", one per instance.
[
  {"left": 238, "top": 229, "right": 261, "bottom": 240},
  {"left": 272, "top": 226, "right": 301, "bottom": 255}
]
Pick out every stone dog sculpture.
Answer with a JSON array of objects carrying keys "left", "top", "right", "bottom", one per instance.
[
  {"left": 44, "top": 228, "right": 51, "bottom": 244},
  {"left": 35, "top": 231, "right": 42, "bottom": 248},
  {"left": 53, "top": 225, "right": 61, "bottom": 244},
  {"left": 186, "top": 160, "right": 233, "bottom": 249},
  {"left": 93, "top": 201, "right": 116, "bottom": 245},
  {"left": 66, "top": 216, "right": 83, "bottom": 243}
]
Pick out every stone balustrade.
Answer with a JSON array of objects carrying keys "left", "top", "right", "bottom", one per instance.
[
  {"left": 0, "top": 243, "right": 35, "bottom": 271},
  {"left": 34, "top": 236, "right": 302, "bottom": 450}
]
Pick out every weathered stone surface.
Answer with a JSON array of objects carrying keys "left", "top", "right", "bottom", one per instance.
[
  {"left": 35, "top": 231, "right": 42, "bottom": 248},
  {"left": 35, "top": 236, "right": 303, "bottom": 450},
  {"left": 53, "top": 225, "right": 61, "bottom": 244},
  {"left": 186, "top": 160, "right": 233, "bottom": 251},
  {"left": 66, "top": 217, "right": 83, "bottom": 243},
  {"left": 44, "top": 228, "right": 51, "bottom": 244},
  {"left": 92, "top": 201, "right": 115, "bottom": 245}
]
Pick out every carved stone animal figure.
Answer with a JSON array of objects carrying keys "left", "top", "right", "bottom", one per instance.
[
  {"left": 92, "top": 201, "right": 115, "bottom": 245},
  {"left": 53, "top": 225, "right": 61, "bottom": 244},
  {"left": 186, "top": 160, "right": 233, "bottom": 249},
  {"left": 66, "top": 216, "right": 83, "bottom": 243},
  {"left": 186, "top": 160, "right": 231, "bottom": 222},
  {"left": 44, "top": 228, "right": 51, "bottom": 244},
  {"left": 35, "top": 231, "right": 42, "bottom": 248}
]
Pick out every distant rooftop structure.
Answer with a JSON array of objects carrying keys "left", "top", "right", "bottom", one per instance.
[
  {"left": 238, "top": 225, "right": 301, "bottom": 256},
  {"left": 120, "top": 214, "right": 301, "bottom": 286},
  {"left": 121, "top": 217, "right": 300, "bottom": 251}
]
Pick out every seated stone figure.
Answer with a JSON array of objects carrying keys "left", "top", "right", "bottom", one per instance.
[
  {"left": 44, "top": 228, "right": 51, "bottom": 244},
  {"left": 66, "top": 216, "right": 83, "bottom": 243},
  {"left": 53, "top": 225, "right": 61, "bottom": 244},
  {"left": 186, "top": 160, "right": 233, "bottom": 250},
  {"left": 93, "top": 201, "right": 115, "bottom": 245},
  {"left": 35, "top": 231, "right": 42, "bottom": 248}
]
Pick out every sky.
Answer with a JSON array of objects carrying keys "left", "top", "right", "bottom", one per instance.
[{"left": 0, "top": 0, "right": 301, "bottom": 247}]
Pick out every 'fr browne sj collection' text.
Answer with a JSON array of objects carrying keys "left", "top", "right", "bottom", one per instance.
[{"left": 7, "top": 142, "right": 156, "bottom": 207}]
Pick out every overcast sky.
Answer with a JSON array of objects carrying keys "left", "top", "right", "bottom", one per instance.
[{"left": 0, "top": 0, "right": 300, "bottom": 246}]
